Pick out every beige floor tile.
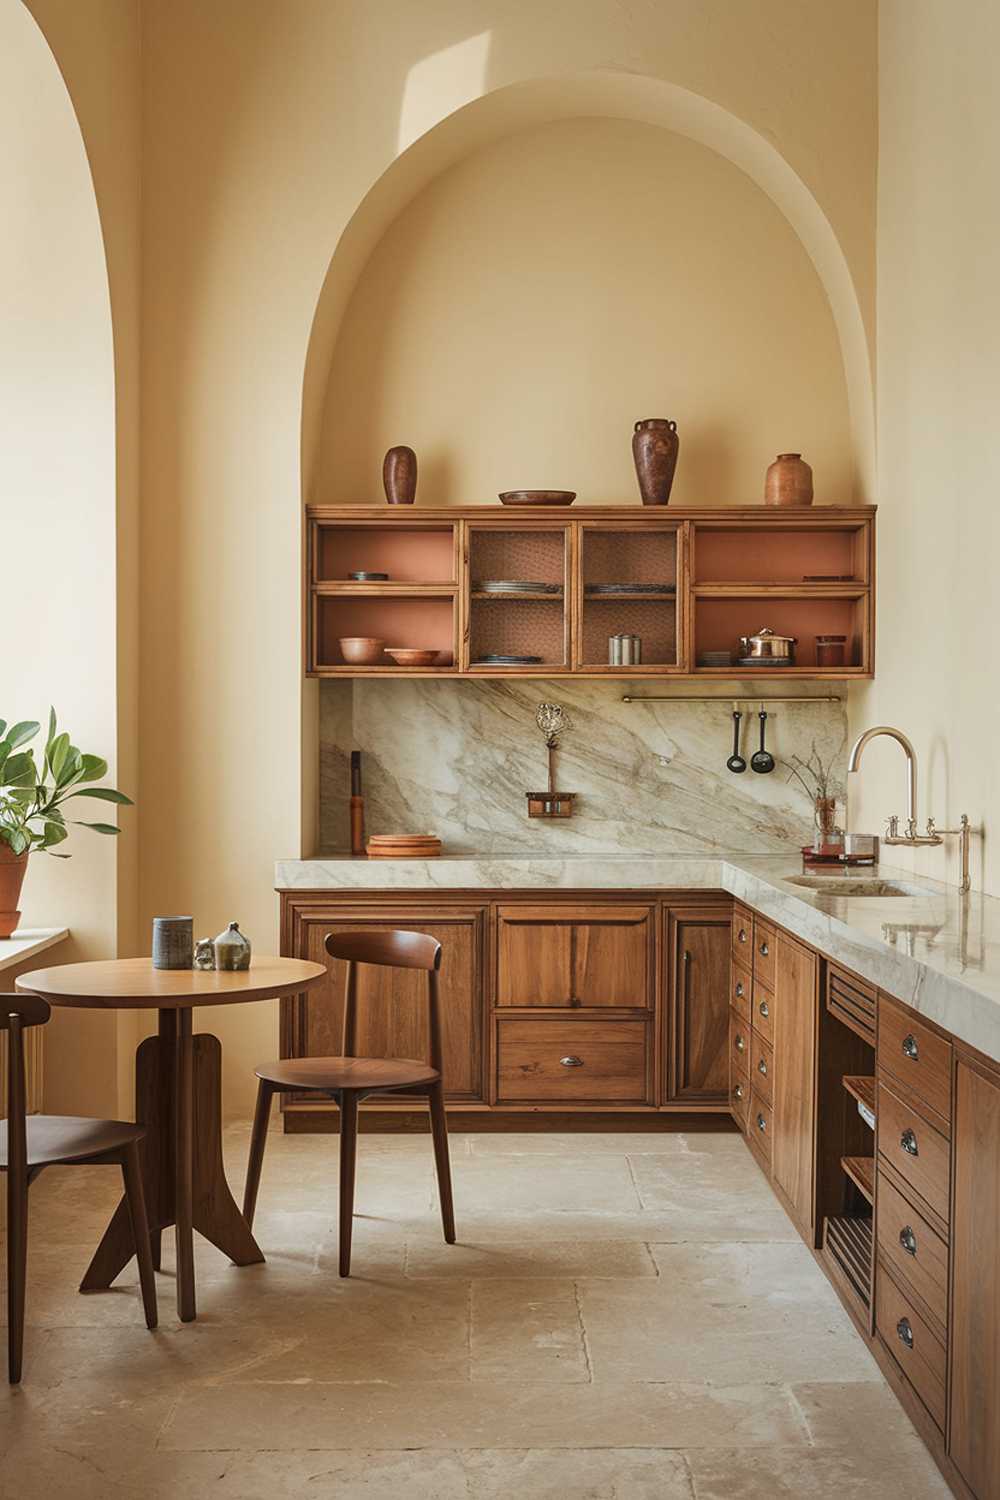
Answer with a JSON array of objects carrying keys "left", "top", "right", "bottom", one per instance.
[
  {"left": 462, "top": 1447, "right": 696, "bottom": 1497},
  {"left": 405, "top": 1235, "right": 657, "bottom": 1278},
  {"left": 471, "top": 1280, "right": 588, "bottom": 1382},
  {"left": 448, "top": 1156, "right": 643, "bottom": 1214},
  {"left": 466, "top": 1131, "right": 736, "bottom": 1157},
  {"left": 790, "top": 1380, "right": 948, "bottom": 1460},
  {"left": 687, "top": 1444, "right": 951, "bottom": 1498},
  {"left": 407, "top": 1206, "right": 798, "bottom": 1243}
]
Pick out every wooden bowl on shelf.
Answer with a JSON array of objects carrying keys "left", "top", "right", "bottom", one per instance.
[
  {"left": 384, "top": 647, "right": 439, "bottom": 667},
  {"left": 499, "top": 490, "right": 576, "bottom": 506},
  {"left": 338, "top": 636, "right": 385, "bottom": 665}
]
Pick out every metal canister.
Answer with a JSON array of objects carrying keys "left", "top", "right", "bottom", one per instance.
[
  {"left": 629, "top": 634, "right": 642, "bottom": 664},
  {"left": 608, "top": 635, "right": 623, "bottom": 666},
  {"left": 619, "top": 634, "right": 635, "bottom": 665}
]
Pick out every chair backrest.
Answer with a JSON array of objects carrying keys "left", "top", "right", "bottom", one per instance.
[
  {"left": 1, "top": 995, "right": 50, "bottom": 1184},
  {"left": 324, "top": 929, "right": 444, "bottom": 1071}
]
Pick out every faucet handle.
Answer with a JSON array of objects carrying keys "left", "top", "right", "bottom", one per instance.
[
  {"left": 886, "top": 815, "right": 900, "bottom": 838},
  {"left": 925, "top": 816, "right": 937, "bottom": 836}
]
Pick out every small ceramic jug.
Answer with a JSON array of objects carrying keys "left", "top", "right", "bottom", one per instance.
[{"left": 213, "top": 921, "right": 252, "bottom": 971}]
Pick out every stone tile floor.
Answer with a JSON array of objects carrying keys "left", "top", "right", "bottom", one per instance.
[{"left": 0, "top": 1125, "right": 950, "bottom": 1498}]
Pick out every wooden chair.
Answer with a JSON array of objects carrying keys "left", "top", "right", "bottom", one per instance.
[
  {"left": 0, "top": 994, "right": 157, "bottom": 1383},
  {"left": 243, "top": 929, "right": 456, "bottom": 1276}
]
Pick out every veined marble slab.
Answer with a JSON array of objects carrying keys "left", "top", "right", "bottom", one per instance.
[{"left": 276, "top": 853, "right": 1000, "bottom": 1067}]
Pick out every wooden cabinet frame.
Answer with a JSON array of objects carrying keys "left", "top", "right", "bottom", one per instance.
[{"left": 306, "top": 505, "right": 875, "bottom": 679}]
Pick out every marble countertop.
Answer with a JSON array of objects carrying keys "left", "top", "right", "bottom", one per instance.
[{"left": 276, "top": 854, "right": 1000, "bottom": 1066}]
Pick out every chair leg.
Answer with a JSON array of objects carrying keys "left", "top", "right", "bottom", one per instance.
[
  {"left": 338, "top": 1091, "right": 359, "bottom": 1277},
  {"left": 150, "top": 1226, "right": 162, "bottom": 1273},
  {"left": 121, "top": 1142, "right": 158, "bottom": 1330},
  {"left": 7, "top": 1169, "right": 28, "bottom": 1384},
  {"left": 243, "top": 1080, "right": 275, "bottom": 1231},
  {"left": 428, "top": 1080, "right": 456, "bottom": 1244}
]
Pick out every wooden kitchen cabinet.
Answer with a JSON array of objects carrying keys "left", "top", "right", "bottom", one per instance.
[
  {"left": 665, "top": 907, "right": 730, "bottom": 1103},
  {"left": 949, "top": 1051, "right": 1000, "bottom": 1499},
  {"left": 771, "top": 931, "right": 819, "bottom": 1233},
  {"left": 496, "top": 904, "right": 653, "bottom": 1009}
]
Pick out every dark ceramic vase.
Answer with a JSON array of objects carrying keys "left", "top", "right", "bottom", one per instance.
[
  {"left": 632, "top": 419, "right": 679, "bottom": 505},
  {"left": 383, "top": 445, "right": 417, "bottom": 505}
]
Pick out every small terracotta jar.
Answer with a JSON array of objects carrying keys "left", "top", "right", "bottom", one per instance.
[
  {"left": 764, "top": 452, "right": 813, "bottom": 506},
  {"left": 815, "top": 633, "right": 847, "bottom": 668}
]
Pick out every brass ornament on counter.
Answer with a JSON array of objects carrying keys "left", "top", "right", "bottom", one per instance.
[{"left": 526, "top": 701, "right": 577, "bottom": 818}]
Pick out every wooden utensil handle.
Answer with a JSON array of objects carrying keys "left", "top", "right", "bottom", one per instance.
[{"left": 350, "top": 796, "right": 365, "bottom": 855}]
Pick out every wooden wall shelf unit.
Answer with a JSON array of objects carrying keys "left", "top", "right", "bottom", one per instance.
[{"left": 306, "top": 505, "right": 876, "bottom": 678}]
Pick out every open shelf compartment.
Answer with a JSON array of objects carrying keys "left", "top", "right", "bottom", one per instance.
[
  {"left": 692, "top": 521, "right": 870, "bottom": 586},
  {"left": 467, "top": 526, "right": 569, "bottom": 670},
  {"left": 315, "top": 594, "right": 456, "bottom": 671},
  {"left": 313, "top": 521, "right": 458, "bottom": 585},
  {"left": 693, "top": 594, "right": 869, "bottom": 672},
  {"left": 578, "top": 523, "right": 680, "bottom": 669}
]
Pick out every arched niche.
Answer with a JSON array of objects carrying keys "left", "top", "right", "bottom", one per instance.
[{"left": 302, "top": 71, "right": 875, "bottom": 504}]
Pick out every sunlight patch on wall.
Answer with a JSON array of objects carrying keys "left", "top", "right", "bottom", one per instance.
[{"left": 398, "top": 31, "right": 492, "bottom": 155}]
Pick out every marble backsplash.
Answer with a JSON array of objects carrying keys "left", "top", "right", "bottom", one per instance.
[{"left": 318, "top": 679, "right": 848, "bottom": 856}]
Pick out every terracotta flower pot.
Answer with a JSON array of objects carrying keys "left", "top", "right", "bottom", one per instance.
[{"left": 0, "top": 843, "right": 29, "bottom": 939}]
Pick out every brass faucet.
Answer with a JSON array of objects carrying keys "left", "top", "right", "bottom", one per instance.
[{"left": 847, "top": 725, "right": 975, "bottom": 893}]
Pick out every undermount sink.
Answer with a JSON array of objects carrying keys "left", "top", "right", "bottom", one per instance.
[{"left": 784, "top": 875, "right": 928, "bottom": 898}]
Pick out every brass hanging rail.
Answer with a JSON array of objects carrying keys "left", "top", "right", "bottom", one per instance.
[{"left": 621, "top": 694, "right": 842, "bottom": 704}]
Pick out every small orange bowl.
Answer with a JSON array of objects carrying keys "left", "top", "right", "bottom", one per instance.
[
  {"left": 384, "top": 647, "right": 439, "bottom": 667},
  {"left": 339, "top": 636, "right": 385, "bottom": 665}
]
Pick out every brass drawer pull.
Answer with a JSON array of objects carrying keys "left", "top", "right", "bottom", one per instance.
[
  {"left": 896, "top": 1317, "right": 914, "bottom": 1350},
  {"left": 757, "top": 1058, "right": 768, "bottom": 1075},
  {"left": 734, "top": 1083, "right": 744, "bottom": 1100},
  {"left": 902, "top": 1033, "right": 919, "bottom": 1060},
  {"left": 759, "top": 941, "right": 769, "bottom": 956},
  {"left": 560, "top": 1055, "right": 584, "bottom": 1068},
  {"left": 899, "top": 1225, "right": 917, "bottom": 1257},
  {"left": 900, "top": 1128, "right": 919, "bottom": 1157},
  {"left": 758, "top": 998, "right": 770, "bottom": 1019},
  {"left": 735, "top": 1033, "right": 746, "bottom": 1052},
  {"left": 737, "top": 927, "right": 748, "bottom": 943},
  {"left": 735, "top": 980, "right": 744, "bottom": 998},
  {"left": 756, "top": 1112, "right": 767, "bottom": 1133}
]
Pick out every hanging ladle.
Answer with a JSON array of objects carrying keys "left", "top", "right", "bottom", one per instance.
[
  {"left": 750, "top": 708, "right": 775, "bottom": 774},
  {"left": 727, "top": 709, "right": 746, "bottom": 773}
]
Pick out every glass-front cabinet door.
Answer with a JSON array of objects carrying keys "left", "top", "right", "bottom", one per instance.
[
  {"left": 574, "top": 521, "right": 683, "bottom": 672},
  {"left": 463, "top": 523, "right": 571, "bottom": 672}
]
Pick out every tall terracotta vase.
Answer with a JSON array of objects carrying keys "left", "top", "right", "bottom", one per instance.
[
  {"left": 0, "top": 844, "right": 29, "bottom": 938},
  {"left": 764, "top": 452, "right": 813, "bottom": 506},
  {"left": 632, "top": 419, "right": 679, "bottom": 505},
  {"left": 382, "top": 445, "right": 417, "bottom": 505}
]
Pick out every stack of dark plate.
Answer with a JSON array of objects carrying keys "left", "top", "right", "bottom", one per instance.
[
  {"left": 585, "top": 582, "right": 676, "bottom": 595},
  {"left": 474, "top": 579, "right": 562, "bottom": 595},
  {"left": 473, "top": 654, "right": 543, "bottom": 665}
]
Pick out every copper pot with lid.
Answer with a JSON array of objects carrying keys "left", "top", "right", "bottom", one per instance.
[{"left": 738, "top": 626, "right": 797, "bottom": 663}]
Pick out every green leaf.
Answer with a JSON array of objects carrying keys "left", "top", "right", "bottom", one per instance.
[
  {"left": 57, "top": 747, "right": 83, "bottom": 788},
  {"left": 4, "top": 751, "right": 37, "bottom": 786},
  {"left": 78, "top": 754, "right": 109, "bottom": 784},
  {"left": 46, "top": 707, "right": 56, "bottom": 752},
  {"left": 41, "top": 821, "right": 68, "bottom": 847},
  {"left": 48, "top": 732, "right": 70, "bottom": 781},
  {"left": 71, "top": 820, "right": 120, "bottom": 835},
  {"left": 6, "top": 828, "right": 29, "bottom": 855},
  {"left": 6, "top": 721, "right": 39, "bottom": 751},
  {"left": 45, "top": 851, "right": 71, "bottom": 859},
  {"left": 71, "top": 787, "right": 133, "bottom": 806}
]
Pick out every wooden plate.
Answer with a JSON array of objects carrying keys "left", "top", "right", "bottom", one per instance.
[
  {"left": 384, "top": 647, "right": 439, "bottom": 666},
  {"left": 498, "top": 490, "right": 576, "bottom": 506}
]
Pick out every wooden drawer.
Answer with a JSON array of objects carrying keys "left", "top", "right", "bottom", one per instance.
[
  {"left": 732, "top": 905, "right": 753, "bottom": 963},
  {"left": 496, "top": 1019, "right": 648, "bottom": 1102},
  {"left": 729, "top": 1072, "right": 750, "bottom": 1132},
  {"left": 749, "top": 1089, "right": 773, "bottom": 1165},
  {"left": 879, "top": 997, "right": 952, "bottom": 1128},
  {"left": 876, "top": 1169, "right": 948, "bottom": 1332},
  {"left": 753, "top": 919, "right": 776, "bottom": 989},
  {"left": 877, "top": 1082, "right": 950, "bottom": 1225},
  {"left": 730, "top": 961, "right": 751, "bottom": 1023},
  {"left": 752, "top": 980, "right": 775, "bottom": 1047},
  {"left": 729, "top": 1007, "right": 750, "bottom": 1077},
  {"left": 876, "top": 1266, "right": 947, "bottom": 1431},
  {"left": 750, "top": 1033, "right": 773, "bottom": 1107},
  {"left": 827, "top": 962, "right": 877, "bottom": 1045},
  {"left": 496, "top": 904, "right": 653, "bottom": 1009}
]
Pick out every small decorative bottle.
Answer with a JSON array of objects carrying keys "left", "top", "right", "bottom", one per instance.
[{"left": 213, "top": 921, "right": 252, "bottom": 971}]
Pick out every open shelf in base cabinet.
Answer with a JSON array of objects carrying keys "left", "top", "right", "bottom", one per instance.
[
  {"left": 305, "top": 506, "right": 875, "bottom": 678},
  {"left": 817, "top": 1002, "right": 877, "bottom": 1329}
]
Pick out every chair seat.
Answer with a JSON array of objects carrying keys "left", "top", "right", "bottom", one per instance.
[
  {"left": 255, "top": 1056, "right": 440, "bottom": 1092},
  {"left": 0, "top": 1115, "right": 145, "bottom": 1169}
]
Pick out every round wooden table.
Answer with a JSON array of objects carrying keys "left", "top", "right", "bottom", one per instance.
[{"left": 16, "top": 956, "right": 327, "bottom": 1322}]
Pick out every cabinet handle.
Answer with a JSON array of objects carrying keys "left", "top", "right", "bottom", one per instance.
[
  {"left": 560, "top": 1055, "right": 584, "bottom": 1068},
  {"left": 734, "top": 1083, "right": 744, "bottom": 1100},
  {"left": 902, "top": 1033, "right": 919, "bottom": 1060},
  {"left": 568, "top": 995, "right": 582, "bottom": 1008},
  {"left": 735, "top": 980, "right": 744, "bottom": 998},
  {"left": 757, "top": 1057, "right": 768, "bottom": 1076},
  {"left": 899, "top": 1225, "right": 917, "bottom": 1257},
  {"left": 735, "top": 1033, "right": 746, "bottom": 1052},
  {"left": 756, "top": 1112, "right": 767, "bottom": 1133},
  {"left": 759, "top": 941, "right": 769, "bottom": 957},
  {"left": 896, "top": 1317, "right": 914, "bottom": 1350},
  {"left": 900, "top": 1128, "right": 919, "bottom": 1157},
  {"left": 758, "top": 998, "right": 770, "bottom": 1019}
]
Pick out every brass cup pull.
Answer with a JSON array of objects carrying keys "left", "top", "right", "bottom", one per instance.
[
  {"left": 759, "top": 941, "right": 769, "bottom": 956},
  {"left": 900, "top": 1128, "right": 919, "bottom": 1156},
  {"left": 735, "top": 981, "right": 744, "bottom": 998},
  {"left": 735, "top": 1034, "right": 746, "bottom": 1052},
  {"left": 758, "top": 999, "right": 770, "bottom": 1019},
  {"left": 757, "top": 1058, "right": 768, "bottom": 1075},
  {"left": 902, "top": 1033, "right": 919, "bottom": 1060},
  {"left": 899, "top": 1225, "right": 917, "bottom": 1257},
  {"left": 559, "top": 1055, "right": 584, "bottom": 1068},
  {"left": 756, "top": 1112, "right": 767, "bottom": 1133},
  {"left": 738, "top": 928, "right": 748, "bottom": 943},
  {"left": 734, "top": 1083, "right": 744, "bottom": 1100},
  {"left": 896, "top": 1317, "right": 914, "bottom": 1350}
]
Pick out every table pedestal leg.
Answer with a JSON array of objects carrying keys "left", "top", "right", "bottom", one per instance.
[{"left": 80, "top": 1008, "right": 264, "bottom": 1318}]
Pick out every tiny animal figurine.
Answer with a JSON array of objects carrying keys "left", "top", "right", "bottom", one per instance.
[
  {"left": 193, "top": 937, "right": 215, "bottom": 971},
  {"left": 213, "top": 920, "right": 252, "bottom": 971}
]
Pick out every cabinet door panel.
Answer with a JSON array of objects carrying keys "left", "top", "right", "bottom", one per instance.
[
  {"left": 497, "top": 905, "right": 652, "bottom": 1009},
  {"left": 667, "top": 912, "right": 730, "bottom": 1102},
  {"left": 295, "top": 909, "right": 485, "bottom": 1100},
  {"left": 497, "top": 911, "right": 571, "bottom": 1006},
  {"left": 772, "top": 931, "right": 818, "bottom": 1230},
  {"left": 949, "top": 1055, "right": 1000, "bottom": 1499}
]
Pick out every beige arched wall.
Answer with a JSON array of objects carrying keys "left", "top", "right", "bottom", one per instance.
[
  {"left": 1, "top": 0, "right": 129, "bottom": 1115},
  {"left": 318, "top": 117, "right": 853, "bottom": 507}
]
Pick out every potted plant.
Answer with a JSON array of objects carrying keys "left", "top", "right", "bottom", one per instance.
[
  {"left": 0, "top": 710, "right": 133, "bottom": 937},
  {"left": 785, "top": 742, "right": 845, "bottom": 843}
]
